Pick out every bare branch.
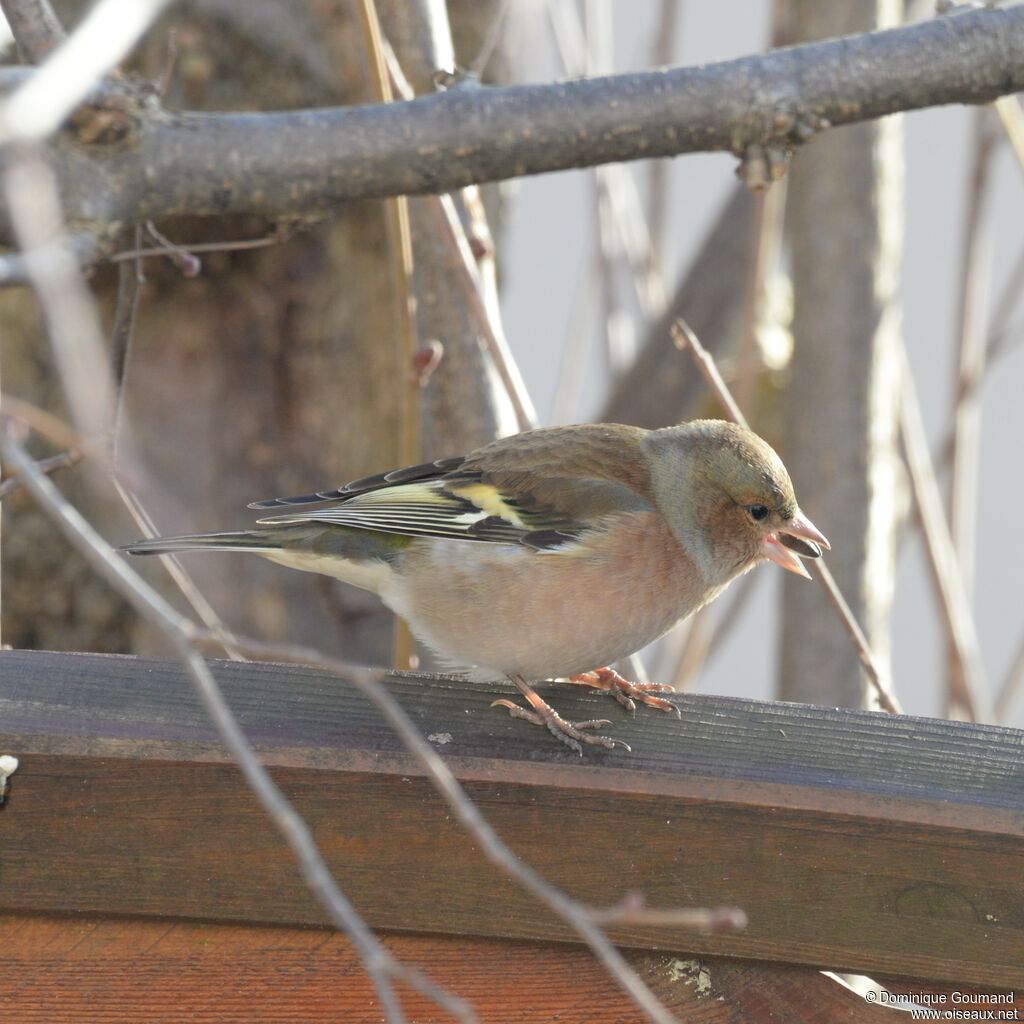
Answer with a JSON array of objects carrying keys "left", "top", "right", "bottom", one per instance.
[
  {"left": 945, "top": 109, "right": 996, "bottom": 719},
  {"left": 358, "top": 0, "right": 419, "bottom": 672},
  {"left": 0, "top": 447, "right": 79, "bottom": 500},
  {"left": 947, "top": 110, "right": 995, "bottom": 598},
  {"left": 670, "top": 320, "right": 746, "bottom": 424},
  {"left": 0, "top": 0, "right": 171, "bottom": 144},
  {"left": 0, "top": 231, "right": 101, "bottom": 288},
  {"left": 1, "top": 7, "right": 1022, "bottom": 231},
  {"left": 107, "top": 232, "right": 283, "bottom": 263},
  {"left": 588, "top": 894, "right": 746, "bottom": 933},
  {"left": 110, "top": 225, "right": 143, "bottom": 416},
  {"left": 0, "top": 0, "right": 66, "bottom": 63},
  {"left": 429, "top": 194, "right": 537, "bottom": 430},
  {"left": 3, "top": 148, "right": 115, "bottom": 443},
  {"left": 898, "top": 348, "right": 989, "bottom": 723}
]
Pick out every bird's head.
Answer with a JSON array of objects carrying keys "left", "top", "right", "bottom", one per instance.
[{"left": 644, "top": 420, "right": 830, "bottom": 583}]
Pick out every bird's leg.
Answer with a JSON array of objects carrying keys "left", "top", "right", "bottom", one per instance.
[
  {"left": 567, "top": 666, "right": 681, "bottom": 717},
  {"left": 491, "top": 676, "right": 631, "bottom": 756}
]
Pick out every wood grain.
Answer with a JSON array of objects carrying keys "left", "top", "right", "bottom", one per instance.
[
  {"left": 1, "top": 649, "right": 1023, "bottom": 987},
  {"left": 5, "top": 913, "right": 994, "bottom": 1023}
]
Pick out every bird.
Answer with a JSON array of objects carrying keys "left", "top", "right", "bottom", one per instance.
[{"left": 124, "top": 419, "right": 829, "bottom": 754}]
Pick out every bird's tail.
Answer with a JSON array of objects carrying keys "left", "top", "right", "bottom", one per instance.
[{"left": 121, "top": 531, "right": 283, "bottom": 557}]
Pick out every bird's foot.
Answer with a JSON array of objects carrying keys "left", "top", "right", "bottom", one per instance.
[
  {"left": 567, "top": 666, "right": 681, "bottom": 717},
  {"left": 491, "top": 677, "right": 632, "bottom": 755}
]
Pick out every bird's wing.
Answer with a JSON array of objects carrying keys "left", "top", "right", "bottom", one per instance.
[{"left": 250, "top": 424, "right": 654, "bottom": 551}]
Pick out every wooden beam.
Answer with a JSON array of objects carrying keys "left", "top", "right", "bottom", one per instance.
[
  {"left": 1, "top": 649, "right": 1022, "bottom": 987},
  {"left": 11, "top": 912, "right": 1013, "bottom": 1023}
]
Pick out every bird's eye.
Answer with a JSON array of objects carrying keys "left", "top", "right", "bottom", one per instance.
[{"left": 747, "top": 504, "right": 770, "bottom": 522}]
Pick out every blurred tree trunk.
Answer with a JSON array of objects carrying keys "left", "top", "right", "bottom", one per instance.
[
  {"left": 778, "top": 0, "right": 902, "bottom": 708},
  {"left": 1, "top": 0, "right": 509, "bottom": 662}
]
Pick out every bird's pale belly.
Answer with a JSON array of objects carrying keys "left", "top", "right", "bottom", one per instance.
[{"left": 392, "top": 512, "right": 718, "bottom": 680}]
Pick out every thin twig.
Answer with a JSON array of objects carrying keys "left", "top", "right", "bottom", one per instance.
[
  {"left": 993, "top": 93, "right": 1024, "bottom": 176},
  {"left": 948, "top": 109, "right": 995, "bottom": 597},
  {"left": 946, "top": 110, "right": 995, "bottom": 719},
  {"left": 549, "top": 261, "right": 594, "bottom": 424},
  {"left": 0, "top": 428, "right": 473, "bottom": 1024},
  {"left": 108, "top": 233, "right": 284, "bottom": 263},
  {"left": 898, "top": 346, "right": 988, "bottom": 723},
  {"left": 143, "top": 221, "right": 201, "bottom": 277},
  {"left": 734, "top": 180, "right": 787, "bottom": 413},
  {"left": 113, "top": 480, "right": 248, "bottom": 663},
  {"left": 550, "top": 0, "right": 665, "bottom": 321},
  {"left": 670, "top": 607, "right": 713, "bottom": 693},
  {"left": 4, "top": 150, "right": 115, "bottom": 445},
  {"left": 0, "top": 232, "right": 101, "bottom": 290},
  {"left": 671, "top": 572, "right": 759, "bottom": 692},
  {"left": 670, "top": 319, "right": 901, "bottom": 715},
  {"left": 358, "top": 0, "right": 419, "bottom": 671},
  {"left": 669, "top": 320, "right": 746, "bottom": 425},
  {"left": 934, "top": 230, "right": 1024, "bottom": 474},
  {"left": 696, "top": 571, "right": 760, "bottom": 672},
  {"left": 0, "top": 0, "right": 172, "bottom": 144},
  {"left": 0, "top": 0, "right": 66, "bottom": 63},
  {"left": 110, "top": 224, "right": 143, "bottom": 449},
  {"left": 468, "top": 0, "right": 511, "bottom": 77},
  {"left": 383, "top": 37, "right": 536, "bottom": 433},
  {"left": 0, "top": 392, "right": 82, "bottom": 450},
  {"left": 430, "top": 194, "right": 537, "bottom": 430},
  {"left": 646, "top": 0, "right": 680, "bottom": 283},
  {"left": 588, "top": 893, "right": 745, "bottom": 933},
  {"left": 0, "top": 447, "right": 80, "bottom": 500}
]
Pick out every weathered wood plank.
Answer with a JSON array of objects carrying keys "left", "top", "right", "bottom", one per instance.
[
  {"left": 1, "top": 649, "right": 1022, "bottom": 987},
  {"left": 2, "top": 912, "right": 940, "bottom": 1023}
]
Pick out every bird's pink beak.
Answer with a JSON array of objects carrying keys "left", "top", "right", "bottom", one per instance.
[{"left": 760, "top": 509, "right": 830, "bottom": 580}]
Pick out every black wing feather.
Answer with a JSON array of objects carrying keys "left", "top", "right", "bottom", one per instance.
[{"left": 248, "top": 455, "right": 468, "bottom": 510}]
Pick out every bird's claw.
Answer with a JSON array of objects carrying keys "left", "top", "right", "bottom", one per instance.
[
  {"left": 568, "top": 667, "right": 682, "bottom": 717},
  {"left": 491, "top": 699, "right": 630, "bottom": 755}
]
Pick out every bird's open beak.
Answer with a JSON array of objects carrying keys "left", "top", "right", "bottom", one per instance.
[{"left": 760, "top": 509, "right": 830, "bottom": 580}]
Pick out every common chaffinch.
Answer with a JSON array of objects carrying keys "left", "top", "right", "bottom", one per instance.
[{"left": 125, "top": 419, "right": 828, "bottom": 753}]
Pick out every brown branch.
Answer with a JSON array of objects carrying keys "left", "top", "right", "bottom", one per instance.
[
  {"left": 588, "top": 894, "right": 746, "bottom": 933},
  {"left": 898, "top": 348, "right": 989, "bottom": 723},
  {"left": 107, "top": 233, "right": 284, "bottom": 263},
  {"left": 3, "top": 148, "right": 115, "bottom": 445},
  {"left": 947, "top": 110, "right": 995, "bottom": 597},
  {"left": 1, "top": 6, "right": 1023, "bottom": 233},
  {"left": 358, "top": 0, "right": 419, "bottom": 672},
  {"left": 670, "top": 320, "right": 901, "bottom": 716},
  {"left": 645, "top": 0, "right": 680, "bottom": 282},
  {"left": 429, "top": 194, "right": 537, "bottom": 430},
  {"left": 0, "top": 0, "right": 66, "bottom": 63},
  {"left": 0, "top": 447, "right": 80, "bottom": 500},
  {"left": 110, "top": 224, "right": 143, "bottom": 425},
  {"left": 945, "top": 110, "right": 996, "bottom": 719}
]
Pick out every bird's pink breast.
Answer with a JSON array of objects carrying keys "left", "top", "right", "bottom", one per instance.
[{"left": 396, "top": 511, "right": 719, "bottom": 680}]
